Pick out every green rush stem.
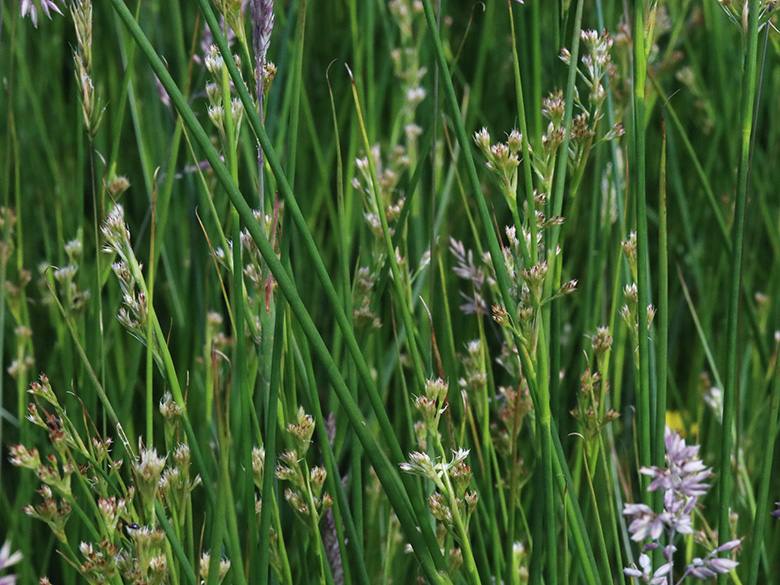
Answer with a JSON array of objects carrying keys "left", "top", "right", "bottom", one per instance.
[
  {"left": 541, "top": 0, "right": 585, "bottom": 582},
  {"left": 146, "top": 172, "right": 156, "bottom": 448},
  {"left": 201, "top": 0, "right": 448, "bottom": 570},
  {"left": 231, "top": 193, "right": 250, "bottom": 581},
  {"left": 256, "top": 3, "right": 308, "bottom": 583},
  {"left": 327, "top": 57, "right": 366, "bottom": 549},
  {"left": 507, "top": 0, "right": 538, "bottom": 266},
  {"left": 0, "top": 229, "right": 7, "bottom": 492},
  {"left": 582, "top": 443, "right": 611, "bottom": 585},
  {"left": 420, "top": 0, "right": 601, "bottom": 583},
  {"left": 220, "top": 36, "right": 254, "bottom": 585},
  {"left": 206, "top": 390, "right": 231, "bottom": 585},
  {"left": 648, "top": 74, "right": 770, "bottom": 370},
  {"left": 429, "top": 433, "right": 482, "bottom": 585},
  {"left": 632, "top": 0, "right": 653, "bottom": 491},
  {"left": 546, "top": 0, "right": 583, "bottom": 286},
  {"left": 719, "top": 0, "right": 759, "bottom": 578},
  {"left": 111, "top": 1, "right": 446, "bottom": 578},
  {"left": 530, "top": 0, "right": 542, "bottom": 144},
  {"left": 346, "top": 68, "right": 427, "bottom": 395},
  {"left": 156, "top": 501, "right": 198, "bottom": 585},
  {"left": 653, "top": 115, "right": 669, "bottom": 535},
  {"left": 88, "top": 143, "right": 107, "bottom": 431},
  {"left": 746, "top": 350, "right": 780, "bottom": 585},
  {"left": 536, "top": 327, "right": 557, "bottom": 585},
  {"left": 597, "top": 431, "right": 625, "bottom": 583},
  {"left": 193, "top": 6, "right": 442, "bottom": 565},
  {"left": 258, "top": 290, "right": 285, "bottom": 585}
]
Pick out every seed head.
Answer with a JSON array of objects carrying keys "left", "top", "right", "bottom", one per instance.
[
  {"left": 591, "top": 326, "right": 613, "bottom": 357},
  {"left": 252, "top": 446, "right": 265, "bottom": 488},
  {"left": 287, "top": 407, "right": 315, "bottom": 455}
]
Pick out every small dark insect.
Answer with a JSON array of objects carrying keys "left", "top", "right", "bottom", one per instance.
[
  {"left": 45, "top": 415, "right": 62, "bottom": 432},
  {"left": 125, "top": 523, "right": 141, "bottom": 532}
]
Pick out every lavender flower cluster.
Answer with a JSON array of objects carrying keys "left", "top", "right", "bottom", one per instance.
[
  {"left": 623, "top": 426, "right": 741, "bottom": 584},
  {"left": 19, "top": 0, "right": 62, "bottom": 28},
  {"left": 0, "top": 541, "right": 22, "bottom": 585}
]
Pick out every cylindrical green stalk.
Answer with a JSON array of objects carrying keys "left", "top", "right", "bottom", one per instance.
[
  {"left": 747, "top": 352, "right": 780, "bottom": 585},
  {"left": 113, "top": 2, "right": 447, "bottom": 576},
  {"left": 653, "top": 115, "right": 669, "bottom": 544},
  {"left": 429, "top": 432, "right": 482, "bottom": 585},
  {"left": 347, "top": 69, "right": 427, "bottom": 395},
  {"left": 145, "top": 177, "right": 156, "bottom": 448},
  {"left": 507, "top": 0, "right": 537, "bottom": 265},
  {"left": 718, "top": 0, "right": 760, "bottom": 580},
  {"left": 419, "top": 0, "right": 601, "bottom": 581},
  {"left": 632, "top": 0, "right": 653, "bottom": 491}
]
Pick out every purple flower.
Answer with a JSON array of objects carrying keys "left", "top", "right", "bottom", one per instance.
[
  {"left": 772, "top": 502, "right": 780, "bottom": 518},
  {"left": 683, "top": 554, "right": 738, "bottom": 579},
  {"left": 250, "top": 0, "right": 275, "bottom": 68},
  {"left": 19, "top": 0, "right": 63, "bottom": 28},
  {"left": 623, "top": 427, "right": 741, "bottom": 581},
  {"left": 623, "top": 553, "right": 671, "bottom": 584},
  {"left": 639, "top": 426, "right": 713, "bottom": 497},
  {"left": 0, "top": 541, "right": 23, "bottom": 585},
  {"left": 624, "top": 503, "right": 665, "bottom": 541}
]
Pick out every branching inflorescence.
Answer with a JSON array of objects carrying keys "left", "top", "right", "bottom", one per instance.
[{"left": 624, "top": 427, "right": 741, "bottom": 584}]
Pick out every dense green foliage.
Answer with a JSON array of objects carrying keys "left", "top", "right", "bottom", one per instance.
[{"left": 2, "top": 1, "right": 780, "bottom": 584}]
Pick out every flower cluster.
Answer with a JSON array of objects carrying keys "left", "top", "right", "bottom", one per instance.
[
  {"left": 52, "top": 235, "right": 90, "bottom": 314},
  {"left": 8, "top": 374, "right": 206, "bottom": 584},
  {"left": 350, "top": 0, "right": 429, "bottom": 327},
  {"left": 103, "top": 205, "right": 165, "bottom": 372},
  {"left": 71, "top": 0, "right": 103, "bottom": 138},
  {"left": 620, "top": 233, "right": 656, "bottom": 356},
  {"left": 19, "top": 0, "right": 62, "bottom": 28},
  {"left": 401, "top": 375, "right": 478, "bottom": 575},
  {"left": 399, "top": 449, "right": 478, "bottom": 535},
  {"left": 0, "top": 541, "right": 23, "bottom": 585},
  {"left": 571, "top": 327, "right": 618, "bottom": 440},
  {"left": 623, "top": 426, "right": 741, "bottom": 583},
  {"left": 204, "top": 44, "right": 245, "bottom": 155},
  {"left": 275, "top": 407, "right": 334, "bottom": 530},
  {"left": 558, "top": 30, "right": 624, "bottom": 195},
  {"left": 474, "top": 127, "right": 523, "bottom": 209},
  {"left": 717, "top": 0, "right": 778, "bottom": 31}
]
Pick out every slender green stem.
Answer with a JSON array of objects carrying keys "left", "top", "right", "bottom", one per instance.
[
  {"left": 746, "top": 349, "right": 780, "bottom": 585},
  {"left": 146, "top": 175, "right": 156, "bottom": 448},
  {"left": 419, "top": 1, "right": 601, "bottom": 582},
  {"left": 109, "top": 2, "right": 446, "bottom": 578},
  {"left": 346, "top": 67, "right": 427, "bottom": 393},
  {"left": 192, "top": 7, "right": 445, "bottom": 563},
  {"left": 718, "top": 0, "right": 760, "bottom": 579},
  {"left": 156, "top": 501, "right": 198, "bottom": 585},
  {"left": 507, "top": 0, "right": 537, "bottom": 265},
  {"left": 653, "top": 110, "right": 669, "bottom": 531},
  {"left": 632, "top": 0, "right": 653, "bottom": 492},
  {"left": 429, "top": 432, "right": 482, "bottom": 585}
]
